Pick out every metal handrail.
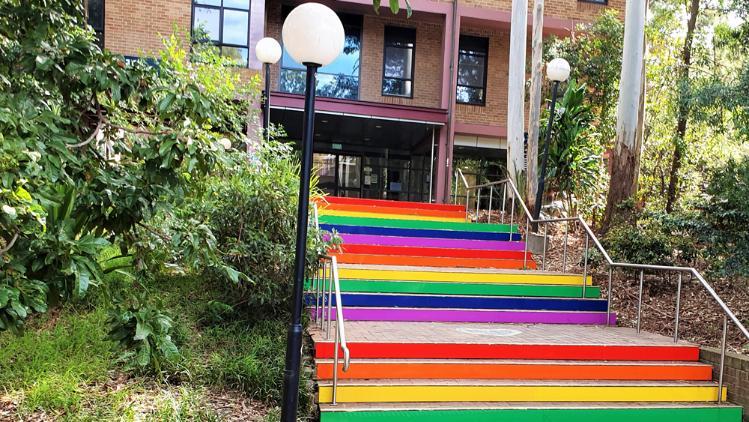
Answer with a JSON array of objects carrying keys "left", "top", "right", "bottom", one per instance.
[
  {"left": 309, "top": 202, "right": 350, "bottom": 405},
  {"left": 454, "top": 170, "right": 749, "bottom": 402}
]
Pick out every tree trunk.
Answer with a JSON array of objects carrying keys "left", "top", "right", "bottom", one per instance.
[
  {"left": 507, "top": 0, "right": 529, "bottom": 187},
  {"left": 526, "top": 0, "right": 545, "bottom": 214},
  {"left": 665, "top": 0, "right": 700, "bottom": 213},
  {"left": 602, "top": 0, "right": 647, "bottom": 231}
]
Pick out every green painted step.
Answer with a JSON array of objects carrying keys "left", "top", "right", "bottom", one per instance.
[
  {"left": 333, "top": 279, "right": 601, "bottom": 298},
  {"left": 318, "top": 215, "right": 519, "bottom": 233},
  {"left": 320, "top": 406, "right": 743, "bottom": 422}
]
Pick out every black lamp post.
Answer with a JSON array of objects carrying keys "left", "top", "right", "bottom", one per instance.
[
  {"left": 279, "top": 4, "right": 344, "bottom": 422},
  {"left": 255, "top": 37, "right": 281, "bottom": 141},
  {"left": 533, "top": 58, "right": 571, "bottom": 222}
]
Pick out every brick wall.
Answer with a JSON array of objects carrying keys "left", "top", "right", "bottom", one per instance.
[
  {"left": 701, "top": 347, "right": 749, "bottom": 420},
  {"left": 461, "top": 0, "right": 625, "bottom": 23},
  {"left": 455, "top": 27, "right": 510, "bottom": 127},
  {"left": 105, "top": 0, "right": 192, "bottom": 57}
]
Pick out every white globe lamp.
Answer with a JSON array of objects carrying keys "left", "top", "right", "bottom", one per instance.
[
  {"left": 282, "top": 3, "right": 345, "bottom": 67},
  {"left": 547, "top": 58, "right": 571, "bottom": 82},
  {"left": 255, "top": 37, "right": 282, "bottom": 139}
]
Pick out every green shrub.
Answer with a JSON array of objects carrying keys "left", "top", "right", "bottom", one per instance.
[
  {"left": 178, "top": 141, "right": 335, "bottom": 312},
  {"left": 696, "top": 158, "right": 749, "bottom": 275}
]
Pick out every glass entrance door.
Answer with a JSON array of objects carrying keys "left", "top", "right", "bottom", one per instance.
[{"left": 313, "top": 153, "right": 362, "bottom": 198}]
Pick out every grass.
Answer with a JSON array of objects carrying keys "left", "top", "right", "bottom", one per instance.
[{"left": 0, "top": 272, "right": 311, "bottom": 420}]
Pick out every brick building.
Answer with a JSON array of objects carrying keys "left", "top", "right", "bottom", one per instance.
[{"left": 87, "top": 0, "right": 624, "bottom": 202}]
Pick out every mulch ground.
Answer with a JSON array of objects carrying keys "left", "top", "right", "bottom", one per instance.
[{"left": 538, "top": 228, "right": 749, "bottom": 354}]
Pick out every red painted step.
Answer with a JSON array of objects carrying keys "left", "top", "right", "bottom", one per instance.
[
  {"left": 332, "top": 253, "right": 536, "bottom": 270},
  {"left": 337, "top": 244, "right": 533, "bottom": 261},
  {"left": 320, "top": 203, "right": 467, "bottom": 219},
  {"left": 315, "top": 342, "right": 701, "bottom": 362},
  {"left": 320, "top": 196, "right": 466, "bottom": 212}
]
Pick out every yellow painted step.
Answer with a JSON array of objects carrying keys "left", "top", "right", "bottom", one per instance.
[
  {"left": 336, "top": 268, "right": 592, "bottom": 286},
  {"left": 318, "top": 209, "right": 466, "bottom": 223},
  {"left": 317, "top": 381, "right": 726, "bottom": 404}
]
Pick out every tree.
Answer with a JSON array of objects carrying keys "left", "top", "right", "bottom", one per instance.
[
  {"left": 526, "top": 0, "right": 546, "bottom": 214},
  {"left": 602, "top": 0, "right": 647, "bottom": 230},
  {"left": 665, "top": 0, "right": 701, "bottom": 212}
]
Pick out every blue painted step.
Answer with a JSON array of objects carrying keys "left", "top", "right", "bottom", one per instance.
[
  {"left": 305, "top": 293, "right": 608, "bottom": 312},
  {"left": 319, "top": 224, "right": 523, "bottom": 242}
]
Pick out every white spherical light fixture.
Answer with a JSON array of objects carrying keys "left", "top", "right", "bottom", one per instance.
[
  {"left": 547, "top": 58, "right": 571, "bottom": 82},
  {"left": 282, "top": 3, "right": 345, "bottom": 67},
  {"left": 255, "top": 37, "right": 282, "bottom": 64}
]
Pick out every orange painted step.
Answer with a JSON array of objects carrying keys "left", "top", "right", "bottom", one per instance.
[
  {"left": 320, "top": 196, "right": 466, "bottom": 212},
  {"left": 315, "top": 359, "right": 714, "bottom": 382},
  {"left": 320, "top": 203, "right": 467, "bottom": 219},
  {"left": 332, "top": 253, "right": 537, "bottom": 270}
]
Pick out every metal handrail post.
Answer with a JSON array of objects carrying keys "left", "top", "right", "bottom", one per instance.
[{"left": 637, "top": 270, "right": 644, "bottom": 334}]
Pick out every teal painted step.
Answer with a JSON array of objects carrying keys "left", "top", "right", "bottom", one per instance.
[
  {"left": 319, "top": 405, "right": 743, "bottom": 422},
  {"left": 318, "top": 215, "right": 519, "bottom": 233},
  {"left": 327, "top": 279, "right": 602, "bottom": 299}
]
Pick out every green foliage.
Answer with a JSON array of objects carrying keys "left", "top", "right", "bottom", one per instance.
[
  {"left": 695, "top": 158, "right": 749, "bottom": 275},
  {"left": 0, "top": 0, "right": 258, "bottom": 334},
  {"left": 172, "top": 141, "right": 337, "bottom": 312},
  {"left": 545, "top": 10, "right": 624, "bottom": 144},
  {"left": 105, "top": 296, "right": 181, "bottom": 374},
  {"left": 540, "top": 80, "right": 606, "bottom": 217}
]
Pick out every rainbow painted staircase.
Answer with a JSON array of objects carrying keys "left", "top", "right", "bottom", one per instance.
[{"left": 307, "top": 195, "right": 743, "bottom": 421}]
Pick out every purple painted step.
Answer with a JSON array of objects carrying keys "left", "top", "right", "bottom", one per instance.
[
  {"left": 312, "top": 308, "right": 617, "bottom": 325},
  {"left": 336, "top": 234, "right": 527, "bottom": 251}
]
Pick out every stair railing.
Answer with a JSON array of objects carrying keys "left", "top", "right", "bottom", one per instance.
[
  {"left": 309, "top": 203, "right": 350, "bottom": 405},
  {"left": 454, "top": 170, "right": 749, "bottom": 403}
]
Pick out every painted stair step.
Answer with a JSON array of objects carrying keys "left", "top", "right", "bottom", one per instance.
[
  {"left": 311, "top": 307, "right": 616, "bottom": 325},
  {"left": 335, "top": 279, "right": 602, "bottom": 298},
  {"left": 336, "top": 266, "right": 592, "bottom": 286},
  {"left": 322, "top": 224, "right": 523, "bottom": 241},
  {"left": 318, "top": 403, "right": 743, "bottom": 422},
  {"left": 314, "top": 359, "right": 714, "bottom": 381},
  {"left": 313, "top": 322, "right": 700, "bottom": 361},
  {"left": 320, "top": 196, "right": 466, "bottom": 212},
  {"left": 319, "top": 209, "right": 466, "bottom": 223},
  {"left": 338, "top": 234, "right": 528, "bottom": 251},
  {"left": 319, "top": 202, "right": 467, "bottom": 219},
  {"left": 317, "top": 380, "right": 727, "bottom": 404},
  {"left": 338, "top": 244, "right": 532, "bottom": 260},
  {"left": 332, "top": 253, "right": 536, "bottom": 270},
  {"left": 319, "top": 215, "right": 519, "bottom": 234},
  {"left": 310, "top": 293, "right": 607, "bottom": 312}
]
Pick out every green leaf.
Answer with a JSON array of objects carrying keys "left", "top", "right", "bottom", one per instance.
[
  {"left": 158, "top": 93, "right": 176, "bottom": 113},
  {"left": 0, "top": 288, "right": 10, "bottom": 308},
  {"left": 136, "top": 343, "right": 151, "bottom": 367},
  {"left": 389, "top": 0, "right": 400, "bottom": 14},
  {"left": 134, "top": 321, "right": 153, "bottom": 341},
  {"left": 373, "top": 0, "right": 381, "bottom": 13},
  {"left": 159, "top": 140, "right": 176, "bottom": 156}
]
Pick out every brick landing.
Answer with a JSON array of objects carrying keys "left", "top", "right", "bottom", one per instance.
[{"left": 310, "top": 321, "right": 696, "bottom": 347}]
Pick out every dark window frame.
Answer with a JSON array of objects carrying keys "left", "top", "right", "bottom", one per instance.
[
  {"left": 87, "top": 0, "right": 105, "bottom": 48},
  {"left": 191, "top": 0, "right": 251, "bottom": 67},
  {"left": 456, "top": 35, "right": 489, "bottom": 106},
  {"left": 578, "top": 0, "right": 608, "bottom": 5},
  {"left": 279, "top": 8, "right": 363, "bottom": 100},
  {"left": 381, "top": 26, "right": 416, "bottom": 99}
]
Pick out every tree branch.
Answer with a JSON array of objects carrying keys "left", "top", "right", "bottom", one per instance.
[
  {"left": 67, "top": 108, "right": 105, "bottom": 149},
  {"left": 0, "top": 231, "right": 20, "bottom": 257}
]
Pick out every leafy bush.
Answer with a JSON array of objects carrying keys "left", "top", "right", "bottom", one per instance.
[
  {"left": 695, "top": 158, "right": 749, "bottom": 275},
  {"left": 0, "top": 0, "right": 257, "bottom": 333},
  {"left": 105, "top": 296, "right": 180, "bottom": 373},
  {"left": 173, "top": 141, "right": 336, "bottom": 312}
]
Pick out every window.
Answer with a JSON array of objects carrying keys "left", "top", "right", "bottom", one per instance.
[
  {"left": 280, "top": 11, "right": 362, "bottom": 100},
  {"left": 382, "top": 26, "right": 416, "bottom": 97},
  {"left": 87, "top": 0, "right": 104, "bottom": 48},
  {"left": 192, "top": 0, "right": 251, "bottom": 66},
  {"left": 456, "top": 35, "right": 489, "bottom": 105}
]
